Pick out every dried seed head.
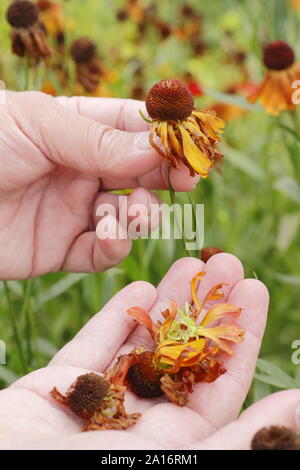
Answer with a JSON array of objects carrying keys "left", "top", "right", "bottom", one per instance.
[
  {"left": 251, "top": 426, "right": 300, "bottom": 450},
  {"left": 66, "top": 373, "right": 109, "bottom": 419},
  {"left": 116, "top": 9, "right": 128, "bottom": 22},
  {"left": 146, "top": 79, "right": 194, "bottom": 121},
  {"left": 126, "top": 352, "right": 164, "bottom": 398},
  {"left": 181, "top": 5, "right": 194, "bottom": 17},
  {"left": 71, "top": 38, "right": 97, "bottom": 64},
  {"left": 200, "top": 246, "right": 223, "bottom": 263},
  {"left": 7, "top": 1, "right": 39, "bottom": 28},
  {"left": 263, "top": 41, "right": 295, "bottom": 71}
]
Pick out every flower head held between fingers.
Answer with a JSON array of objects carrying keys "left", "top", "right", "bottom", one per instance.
[
  {"left": 145, "top": 79, "right": 225, "bottom": 178},
  {"left": 248, "top": 41, "right": 300, "bottom": 116}
]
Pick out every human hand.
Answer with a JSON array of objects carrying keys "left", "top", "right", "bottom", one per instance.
[
  {"left": 0, "top": 92, "right": 198, "bottom": 280},
  {"left": 1, "top": 253, "right": 295, "bottom": 451}
]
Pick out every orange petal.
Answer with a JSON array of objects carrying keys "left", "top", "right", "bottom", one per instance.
[
  {"left": 190, "top": 271, "right": 206, "bottom": 311},
  {"left": 127, "top": 307, "right": 158, "bottom": 339},
  {"left": 197, "top": 324, "right": 245, "bottom": 354},
  {"left": 200, "top": 302, "right": 242, "bottom": 327}
]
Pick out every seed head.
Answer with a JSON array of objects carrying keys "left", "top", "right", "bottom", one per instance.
[
  {"left": 126, "top": 352, "right": 164, "bottom": 398},
  {"left": 7, "top": 1, "right": 39, "bottom": 28},
  {"left": 200, "top": 246, "right": 223, "bottom": 263},
  {"left": 71, "top": 38, "right": 97, "bottom": 64},
  {"left": 146, "top": 79, "right": 194, "bottom": 121},
  {"left": 66, "top": 373, "right": 109, "bottom": 419},
  {"left": 251, "top": 426, "right": 300, "bottom": 450},
  {"left": 263, "top": 41, "right": 295, "bottom": 71}
]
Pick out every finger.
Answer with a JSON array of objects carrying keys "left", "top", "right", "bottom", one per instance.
[
  {"left": 7, "top": 91, "right": 161, "bottom": 179},
  {"left": 192, "top": 390, "right": 300, "bottom": 450},
  {"left": 196, "top": 252, "right": 245, "bottom": 309},
  {"left": 111, "top": 257, "right": 205, "bottom": 360},
  {"left": 54, "top": 96, "right": 200, "bottom": 190},
  {"left": 49, "top": 281, "right": 157, "bottom": 370},
  {"left": 62, "top": 217, "right": 132, "bottom": 273},
  {"left": 188, "top": 278, "right": 269, "bottom": 427},
  {"left": 99, "top": 157, "right": 200, "bottom": 191},
  {"left": 93, "top": 187, "right": 161, "bottom": 229},
  {"left": 55, "top": 96, "right": 150, "bottom": 132}
]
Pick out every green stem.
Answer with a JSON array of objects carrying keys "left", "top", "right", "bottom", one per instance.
[
  {"left": 20, "top": 279, "right": 33, "bottom": 365},
  {"left": 3, "top": 282, "right": 27, "bottom": 374},
  {"left": 24, "top": 56, "right": 30, "bottom": 91},
  {"left": 168, "top": 168, "right": 194, "bottom": 257}
]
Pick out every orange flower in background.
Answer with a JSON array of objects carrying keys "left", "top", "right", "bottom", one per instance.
[
  {"left": 41, "top": 81, "right": 57, "bottom": 96},
  {"left": 184, "top": 72, "right": 204, "bottom": 97},
  {"left": 6, "top": 0, "right": 52, "bottom": 62},
  {"left": 290, "top": 0, "right": 300, "bottom": 11},
  {"left": 210, "top": 83, "right": 257, "bottom": 122},
  {"left": 36, "top": 0, "right": 64, "bottom": 39},
  {"left": 248, "top": 41, "right": 300, "bottom": 116},
  {"left": 121, "top": 271, "right": 245, "bottom": 406},
  {"left": 145, "top": 79, "right": 225, "bottom": 178}
]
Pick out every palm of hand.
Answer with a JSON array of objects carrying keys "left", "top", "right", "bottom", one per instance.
[{"left": 3, "top": 254, "right": 294, "bottom": 452}]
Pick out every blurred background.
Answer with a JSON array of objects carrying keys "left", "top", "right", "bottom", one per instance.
[{"left": 0, "top": 0, "right": 299, "bottom": 406}]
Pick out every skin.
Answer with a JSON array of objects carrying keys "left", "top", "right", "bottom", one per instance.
[
  {"left": 1, "top": 253, "right": 298, "bottom": 451},
  {"left": 0, "top": 92, "right": 199, "bottom": 280}
]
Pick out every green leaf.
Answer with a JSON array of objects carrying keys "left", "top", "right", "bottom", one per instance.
[
  {"left": 278, "top": 123, "right": 300, "bottom": 142},
  {"left": 255, "top": 359, "right": 297, "bottom": 389},
  {"left": 273, "top": 272, "right": 300, "bottom": 286},
  {"left": 204, "top": 87, "right": 262, "bottom": 112},
  {"left": 0, "top": 366, "right": 18, "bottom": 386},
  {"left": 34, "top": 273, "right": 88, "bottom": 310},
  {"left": 274, "top": 177, "right": 300, "bottom": 205},
  {"left": 222, "top": 144, "right": 265, "bottom": 181}
]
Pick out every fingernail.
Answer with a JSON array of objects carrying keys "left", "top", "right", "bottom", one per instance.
[{"left": 134, "top": 132, "right": 152, "bottom": 151}]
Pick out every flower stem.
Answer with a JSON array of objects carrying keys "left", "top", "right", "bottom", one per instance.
[
  {"left": 3, "top": 281, "right": 28, "bottom": 374},
  {"left": 168, "top": 168, "right": 194, "bottom": 257}
]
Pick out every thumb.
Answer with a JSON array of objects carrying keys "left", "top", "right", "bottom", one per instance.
[{"left": 7, "top": 91, "right": 161, "bottom": 178}]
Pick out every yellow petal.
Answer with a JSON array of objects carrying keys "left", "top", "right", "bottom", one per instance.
[
  {"left": 178, "top": 125, "right": 212, "bottom": 177},
  {"left": 155, "top": 338, "right": 206, "bottom": 365},
  {"left": 168, "top": 124, "right": 183, "bottom": 156}
]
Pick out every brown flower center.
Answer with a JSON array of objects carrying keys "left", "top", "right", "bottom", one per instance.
[
  {"left": 71, "top": 38, "right": 97, "bottom": 64},
  {"left": 263, "top": 41, "right": 295, "bottom": 71},
  {"left": 7, "top": 1, "right": 39, "bottom": 28},
  {"left": 126, "top": 352, "right": 164, "bottom": 398},
  {"left": 66, "top": 373, "right": 109, "bottom": 419},
  {"left": 251, "top": 426, "right": 300, "bottom": 450},
  {"left": 146, "top": 79, "right": 194, "bottom": 121}
]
